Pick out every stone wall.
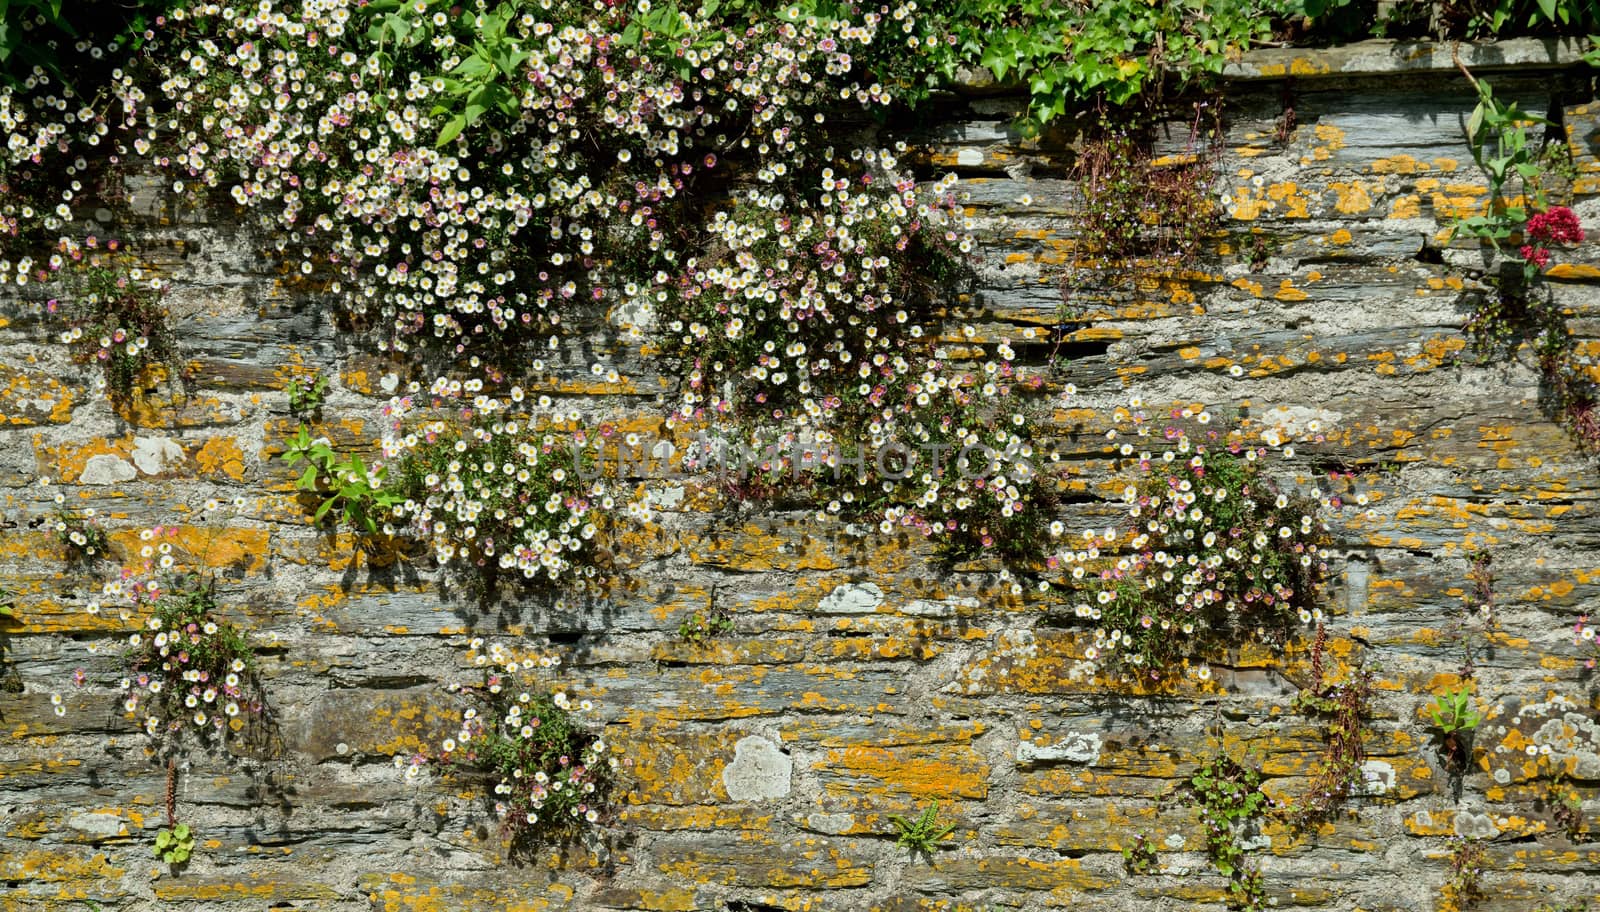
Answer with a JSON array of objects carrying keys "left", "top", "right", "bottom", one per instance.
[{"left": 4, "top": 38, "right": 1600, "bottom": 912}]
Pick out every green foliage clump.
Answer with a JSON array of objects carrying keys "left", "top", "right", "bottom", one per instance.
[
  {"left": 920, "top": 0, "right": 1291, "bottom": 125},
  {"left": 152, "top": 822, "right": 195, "bottom": 865},
  {"left": 286, "top": 372, "right": 330, "bottom": 418},
  {"left": 1189, "top": 751, "right": 1271, "bottom": 910},
  {"left": 888, "top": 800, "right": 957, "bottom": 857},
  {"left": 281, "top": 426, "right": 402, "bottom": 538},
  {"left": 1121, "top": 829, "right": 1158, "bottom": 874},
  {"left": 678, "top": 607, "right": 735, "bottom": 643}
]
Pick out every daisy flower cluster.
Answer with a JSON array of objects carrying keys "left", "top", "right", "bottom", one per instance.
[
  {"left": 110, "top": 525, "right": 264, "bottom": 740},
  {"left": 45, "top": 483, "right": 109, "bottom": 563},
  {"left": 436, "top": 640, "right": 616, "bottom": 844},
  {"left": 660, "top": 150, "right": 964, "bottom": 426},
  {"left": 115, "top": 0, "right": 921, "bottom": 357},
  {"left": 42, "top": 239, "right": 174, "bottom": 401},
  {"left": 1055, "top": 402, "right": 1332, "bottom": 681},
  {"left": 679, "top": 329, "right": 1056, "bottom": 563},
  {"left": 0, "top": 19, "right": 146, "bottom": 287},
  {"left": 381, "top": 388, "right": 645, "bottom": 584}
]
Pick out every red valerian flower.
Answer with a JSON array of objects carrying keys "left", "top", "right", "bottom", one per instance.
[
  {"left": 1527, "top": 206, "right": 1584, "bottom": 245},
  {"left": 1520, "top": 244, "right": 1553, "bottom": 269}
]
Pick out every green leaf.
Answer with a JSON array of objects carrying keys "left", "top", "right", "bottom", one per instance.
[
  {"left": 173, "top": 824, "right": 190, "bottom": 841},
  {"left": 451, "top": 55, "right": 491, "bottom": 77},
  {"left": 436, "top": 114, "right": 467, "bottom": 146},
  {"left": 1537, "top": 0, "right": 1558, "bottom": 21}
]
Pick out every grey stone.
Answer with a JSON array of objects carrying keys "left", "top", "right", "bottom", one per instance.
[
  {"left": 816, "top": 582, "right": 883, "bottom": 614},
  {"left": 722, "top": 735, "right": 792, "bottom": 802},
  {"left": 78, "top": 454, "right": 137, "bottom": 485},
  {"left": 131, "top": 436, "right": 185, "bottom": 475}
]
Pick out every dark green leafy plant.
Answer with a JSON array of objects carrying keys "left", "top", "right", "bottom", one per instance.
[
  {"left": 919, "top": 0, "right": 1291, "bottom": 126},
  {"left": 1189, "top": 751, "right": 1271, "bottom": 910},
  {"left": 678, "top": 607, "right": 735, "bottom": 644},
  {"left": 888, "top": 800, "right": 957, "bottom": 858},
  {"left": 286, "top": 372, "right": 329, "bottom": 418},
  {"left": 1121, "top": 829, "right": 1158, "bottom": 875},
  {"left": 281, "top": 426, "right": 403, "bottom": 537}
]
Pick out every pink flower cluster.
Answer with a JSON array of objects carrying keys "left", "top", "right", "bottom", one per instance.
[{"left": 1520, "top": 205, "right": 1584, "bottom": 272}]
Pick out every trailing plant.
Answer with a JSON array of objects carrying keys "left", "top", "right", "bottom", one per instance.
[
  {"left": 1289, "top": 654, "right": 1374, "bottom": 826},
  {"left": 888, "top": 800, "right": 957, "bottom": 858},
  {"left": 434, "top": 641, "right": 617, "bottom": 851},
  {"left": 382, "top": 389, "right": 640, "bottom": 585},
  {"left": 45, "top": 243, "right": 177, "bottom": 404},
  {"left": 114, "top": 526, "right": 265, "bottom": 742},
  {"left": 1450, "top": 63, "right": 1595, "bottom": 449},
  {"left": 1057, "top": 403, "right": 1331, "bottom": 682},
  {"left": 280, "top": 425, "right": 403, "bottom": 539},
  {"left": 1070, "top": 108, "right": 1220, "bottom": 264},
  {"left": 1189, "top": 751, "right": 1271, "bottom": 911},
  {"left": 1443, "top": 836, "right": 1488, "bottom": 909},
  {"left": 1121, "top": 829, "right": 1158, "bottom": 875}
]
